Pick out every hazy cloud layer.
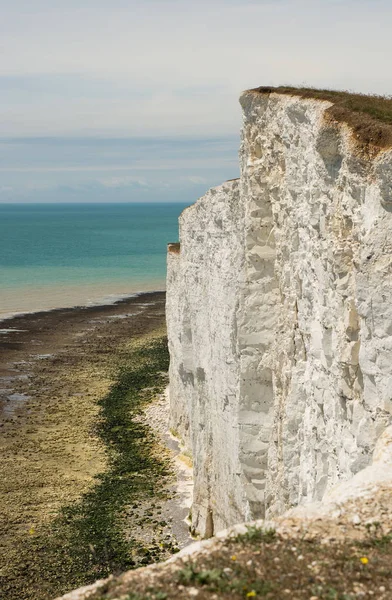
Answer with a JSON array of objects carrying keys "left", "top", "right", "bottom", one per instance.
[
  {"left": 0, "top": 0, "right": 391, "bottom": 201},
  {"left": 0, "top": 136, "right": 239, "bottom": 202}
]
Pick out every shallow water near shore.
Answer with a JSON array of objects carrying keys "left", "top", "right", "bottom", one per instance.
[
  {"left": 0, "top": 293, "right": 192, "bottom": 600},
  {"left": 0, "top": 202, "right": 186, "bottom": 319}
]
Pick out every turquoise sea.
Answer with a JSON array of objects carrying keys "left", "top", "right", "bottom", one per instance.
[{"left": 0, "top": 203, "right": 186, "bottom": 319}]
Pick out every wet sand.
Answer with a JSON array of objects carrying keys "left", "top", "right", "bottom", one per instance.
[
  {"left": 0, "top": 279, "right": 166, "bottom": 321},
  {"left": 0, "top": 292, "right": 192, "bottom": 600}
]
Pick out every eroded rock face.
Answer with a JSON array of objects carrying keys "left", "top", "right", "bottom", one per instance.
[
  {"left": 167, "top": 91, "right": 392, "bottom": 536},
  {"left": 166, "top": 180, "right": 248, "bottom": 536}
]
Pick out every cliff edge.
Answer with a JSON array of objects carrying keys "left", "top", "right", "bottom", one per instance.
[
  {"left": 56, "top": 87, "right": 392, "bottom": 600},
  {"left": 167, "top": 87, "right": 392, "bottom": 537}
]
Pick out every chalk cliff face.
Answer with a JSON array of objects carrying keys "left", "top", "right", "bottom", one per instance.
[{"left": 166, "top": 90, "right": 392, "bottom": 537}]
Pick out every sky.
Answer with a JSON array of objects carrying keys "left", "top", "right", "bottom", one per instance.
[{"left": 1, "top": 0, "right": 392, "bottom": 203}]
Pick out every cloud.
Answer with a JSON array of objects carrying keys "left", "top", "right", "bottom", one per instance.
[
  {"left": 98, "top": 176, "right": 149, "bottom": 188},
  {"left": 1, "top": 1, "right": 391, "bottom": 137},
  {"left": 184, "top": 176, "right": 207, "bottom": 184},
  {"left": 1, "top": 0, "right": 391, "bottom": 201}
]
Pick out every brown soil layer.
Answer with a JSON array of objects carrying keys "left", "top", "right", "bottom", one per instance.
[
  {"left": 0, "top": 293, "right": 187, "bottom": 600},
  {"left": 247, "top": 86, "right": 392, "bottom": 153},
  {"left": 167, "top": 244, "right": 181, "bottom": 255}
]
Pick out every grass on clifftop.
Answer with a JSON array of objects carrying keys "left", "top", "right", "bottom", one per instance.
[{"left": 250, "top": 86, "right": 392, "bottom": 150}]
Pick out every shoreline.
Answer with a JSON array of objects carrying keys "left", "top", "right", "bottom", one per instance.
[
  {"left": 0, "top": 286, "right": 166, "bottom": 325},
  {"left": 0, "top": 291, "right": 192, "bottom": 600}
]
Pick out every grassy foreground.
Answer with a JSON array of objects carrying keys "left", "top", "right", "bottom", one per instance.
[
  {"left": 88, "top": 525, "right": 392, "bottom": 600},
  {"left": 1, "top": 328, "right": 178, "bottom": 600}
]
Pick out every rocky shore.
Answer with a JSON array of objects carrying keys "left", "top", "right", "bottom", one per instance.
[{"left": 0, "top": 293, "right": 191, "bottom": 600}]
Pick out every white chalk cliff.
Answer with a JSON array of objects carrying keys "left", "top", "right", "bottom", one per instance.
[{"left": 166, "top": 88, "right": 392, "bottom": 538}]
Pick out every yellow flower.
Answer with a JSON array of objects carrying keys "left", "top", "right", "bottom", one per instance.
[
  {"left": 247, "top": 591, "right": 257, "bottom": 598},
  {"left": 360, "top": 557, "right": 369, "bottom": 565},
  {"left": 231, "top": 555, "right": 237, "bottom": 561},
  {"left": 29, "top": 527, "right": 35, "bottom": 535}
]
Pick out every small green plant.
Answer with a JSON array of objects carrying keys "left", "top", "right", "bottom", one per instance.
[
  {"left": 177, "top": 562, "right": 274, "bottom": 596},
  {"left": 177, "top": 563, "right": 225, "bottom": 586},
  {"left": 361, "top": 531, "right": 392, "bottom": 551},
  {"left": 312, "top": 585, "right": 354, "bottom": 600},
  {"left": 233, "top": 525, "right": 276, "bottom": 544}
]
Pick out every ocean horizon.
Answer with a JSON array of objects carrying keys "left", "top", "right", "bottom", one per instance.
[{"left": 0, "top": 202, "right": 187, "bottom": 320}]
